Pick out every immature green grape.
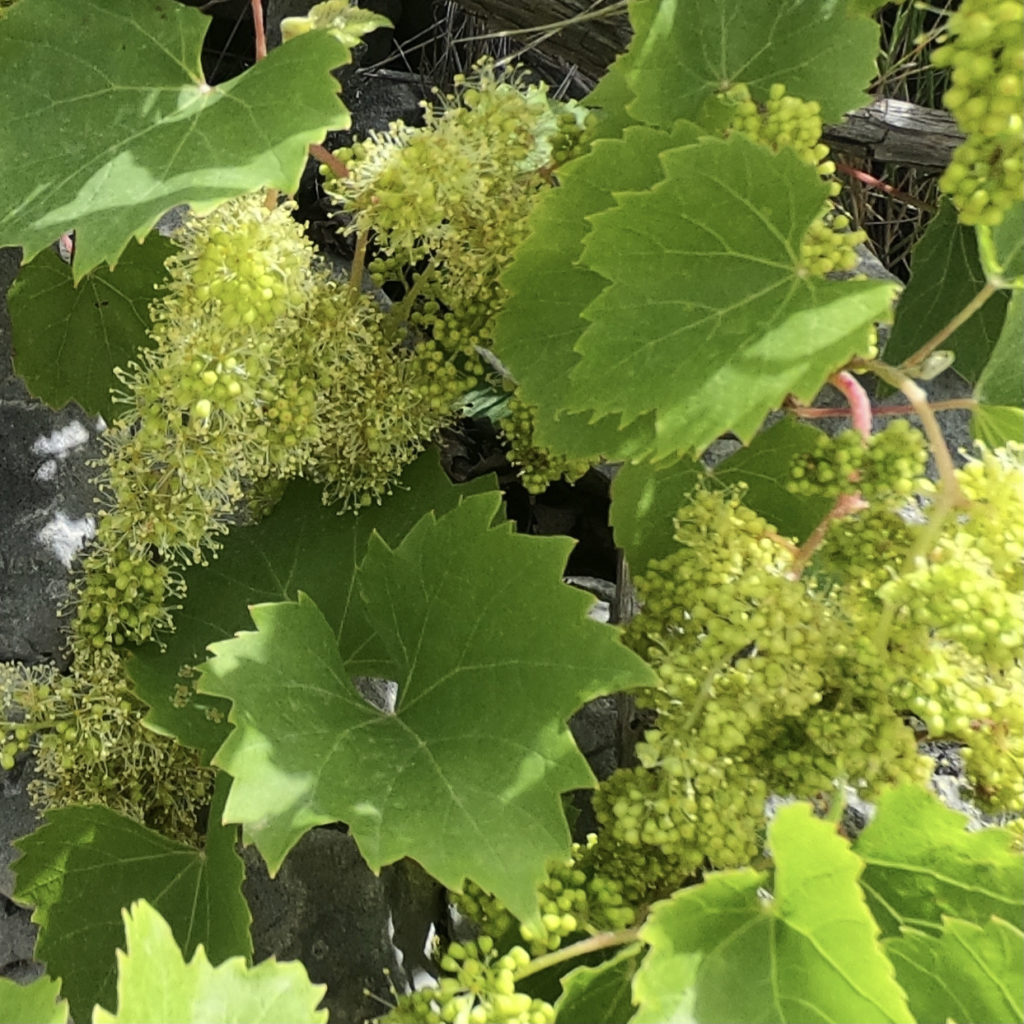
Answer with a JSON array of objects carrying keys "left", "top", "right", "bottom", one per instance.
[
  {"left": 932, "top": 0, "right": 1024, "bottom": 225},
  {"left": 378, "top": 938, "right": 554, "bottom": 1024},
  {"left": 720, "top": 82, "right": 867, "bottom": 275}
]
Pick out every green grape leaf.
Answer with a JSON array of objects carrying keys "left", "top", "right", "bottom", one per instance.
[
  {"left": 128, "top": 449, "right": 490, "bottom": 759},
  {"left": 569, "top": 136, "right": 894, "bottom": 460},
  {"left": 712, "top": 417, "right": 834, "bottom": 542},
  {"left": 884, "top": 916, "right": 1024, "bottom": 1024},
  {"left": 977, "top": 288, "right": 1024, "bottom": 405},
  {"left": 8, "top": 237, "right": 172, "bottom": 420},
  {"left": 977, "top": 201, "right": 1024, "bottom": 289},
  {"left": 610, "top": 457, "right": 704, "bottom": 573},
  {"left": 626, "top": 0, "right": 879, "bottom": 128},
  {"left": 0, "top": 0, "right": 351, "bottom": 280},
  {"left": 884, "top": 200, "right": 1009, "bottom": 385},
  {"left": 494, "top": 120, "right": 699, "bottom": 463},
  {"left": 553, "top": 944, "right": 640, "bottom": 1024},
  {"left": 854, "top": 785, "right": 1024, "bottom": 939},
  {"left": 93, "top": 900, "right": 327, "bottom": 1024},
  {"left": 631, "top": 803, "right": 912, "bottom": 1024},
  {"left": 200, "top": 495, "right": 656, "bottom": 922},
  {"left": 0, "top": 976, "right": 69, "bottom": 1024},
  {"left": 973, "top": 405, "right": 1024, "bottom": 447},
  {"left": 11, "top": 774, "right": 250, "bottom": 1024}
]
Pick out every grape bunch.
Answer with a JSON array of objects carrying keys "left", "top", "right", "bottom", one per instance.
[
  {"left": 378, "top": 937, "right": 554, "bottom": 1024},
  {"left": 454, "top": 835, "right": 636, "bottom": 956},
  {"left": 499, "top": 392, "right": 593, "bottom": 494},
  {"left": 789, "top": 418, "right": 929, "bottom": 502},
  {"left": 932, "top": 0, "right": 1024, "bottom": 226},
  {"left": 719, "top": 82, "right": 867, "bottom": 275}
]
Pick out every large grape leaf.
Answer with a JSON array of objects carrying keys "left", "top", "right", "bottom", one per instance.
[
  {"left": 885, "top": 916, "right": 1023, "bottom": 1024},
  {"left": 626, "top": 0, "right": 879, "bottom": 128},
  {"left": 854, "top": 785, "right": 1024, "bottom": 939},
  {"left": 200, "top": 495, "right": 656, "bottom": 922},
  {"left": 569, "top": 136, "right": 895, "bottom": 459},
  {"left": 0, "top": 976, "right": 68, "bottom": 1024},
  {"left": 712, "top": 417, "right": 833, "bottom": 542},
  {"left": 93, "top": 901, "right": 327, "bottom": 1024},
  {"left": 0, "top": 0, "right": 351, "bottom": 279},
  {"left": 8, "top": 236, "right": 172, "bottom": 419},
  {"left": 494, "top": 120, "right": 699, "bottom": 463},
  {"left": 883, "top": 200, "right": 1008, "bottom": 385},
  {"left": 630, "top": 803, "right": 913, "bottom": 1024},
  {"left": 128, "top": 449, "right": 492, "bottom": 759},
  {"left": 553, "top": 944, "right": 640, "bottom": 1024},
  {"left": 973, "top": 290, "right": 1024, "bottom": 446},
  {"left": 11, "top": 775, "right": 250, "bottom": 1024}
]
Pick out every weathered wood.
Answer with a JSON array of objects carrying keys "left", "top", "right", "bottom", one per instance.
[
  {"left": 450, "top": 0, "right": 962, "bottom": 168},
  {"left": 824, "top": 99, "right": 963, "bottom": 169}
]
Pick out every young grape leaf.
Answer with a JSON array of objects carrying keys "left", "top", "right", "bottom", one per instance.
[
  {"left": 883, "top": 200, "right": 1008, "bottom": 385},
  {"left": 973, "top": 290, "right": 1024, "bottom": 446},
  {"left": 552, "top": 944, "right": 641, "bottom": 1024},
  {"left": 0, "top": 976, "right": 68, "bottom": 1024},
  {"left": 494, "top": 120, "right": 699, "bottom": 463},
  {"left": 200, "top": 495, "right": 656, "bottom": 922},
  {"left": 570, "top": 136, "right": 895, "bottom": 459},
  {"left": 973, "top": 405, "right": 1024, "bottom": 448},
  {"left": 854, "top": 785, "right": 1024, "bottom": 939},
  {"left": 610, "top": 457, "right": 704, "bottom": 573},
  {"left": 712, "top": 417, "right": 834, "bottom": 542},
  {"left": 631, "top": 803, "right": 913, "bottom": 1024},
  {"left": 626, "top": 0, "right": 879, "bottom": 128},
  {"left": 977, "top": 201, "right": 1024, "bottom": 289},
  {"left": 0, "top": 0, "right": 351, "bottom": 280},
  {"left": 93, "top": 900, "right": 327, "bottom": 1024},
  {"left": 8, "top": 237, "right": 172, "bottom": 419},
  {"left": 128, "top": 449, "right": 490, "bottom": 759},
  {"left": 884, "top": 916, "right": 1024, "bottom": 1024},
  {"left": 11, "top": 774, "right": 250, "bottom": 1024}
]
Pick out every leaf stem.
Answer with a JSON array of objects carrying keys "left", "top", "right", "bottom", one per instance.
[
  {"left": 899, "top": 281, "right": 997, "bottom": 373},
  {"left": 349, "top": 227, "right": 369, "bottom": 295},
  {"left": 251, "top": 0, "right": 267, "bottom": 61},
  {"left": 829, "top": 371, "right": 873, "bottom": 440},
  {"left": 515, "top": 928, "right": 641, "bottom": 981}
]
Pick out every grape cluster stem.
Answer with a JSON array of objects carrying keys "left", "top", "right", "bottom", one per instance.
[{"left": 511, "top": 927, "right": 640, "bottom": 982}]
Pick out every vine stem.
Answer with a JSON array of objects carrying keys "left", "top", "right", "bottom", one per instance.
[
  {"left": 349, "top": 227, "right": 369, "bottom": 295},
  {"left": 864, "top": 360, "right": 970, "bottom": 512},
  {"left": 514, "top": 928, "right": 641, "bottom": 981},
  {"left": 790, "top": 397, "right": 978, "bottom": 419},
  {"left": 251, "top": 0, "right": 267, "bottom": 61},
  {"left": 309, "top": 142, "right": 348, "bottom": 179},
  {"left": 899, "top": 281, "right": 997, "bottom": 372},
  {"left": 835, "top": 162, "right": 935, "bottom": 212},
  {"left": 789, "top": 492, "right": 869, "bottom": 580},
  {"left": 829, "top": 371, "right": 873, "bottom": 440}
]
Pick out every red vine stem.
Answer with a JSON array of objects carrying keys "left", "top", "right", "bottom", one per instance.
[
  {"left": 898, "top": 281, "right": 998, "bottom": 372},
  {"left": 790, "top": 397, "right": 978, "bottom": 419},
  {"left": 309, "top": 142, "right": 349, "bottom": 179},
  {"left": 829, "top": 371, "right": 872, "bottom": 440},
  {"left": 789, "top": 491, "right": 869, "bottom": 580},
  {"left": 835, "top": 162, "right": 936, "bottom": 212},
  {"left": 251, "top": 0, "right": 267, "bottom": 61}
]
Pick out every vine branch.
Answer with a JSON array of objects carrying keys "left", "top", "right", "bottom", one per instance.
[
  {"left": 514, "top": 928, "right": 641, "bottom": 981},
  {"left": 899, "top": 281, "right": 998, "bottom": 372}
]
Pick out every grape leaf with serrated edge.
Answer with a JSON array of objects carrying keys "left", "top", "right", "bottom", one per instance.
[
  {"left": 884, "top": 916, "right": 1024, "bottom": 1024},
  {"left": 626, "top": 0, "right": 879, "bottom": 128},
  {"left": 569, "top": 136, "right": 895, "bottom": 459},
  {"left": 0, "top": 0, "right": 351, "bottom": 280},
  {"left": 630, "top": 802, "right": 913, "bottom": 1024},
  {"left": 0, "top": 976, "right": 68, "bottom": 1024},
  {"left": 883, "top": 200, "right": 1008, "bottom": 386},
  {"left": 493, "top": 120, "right": 700, "bottom": 462},
  {"left": 853, "top": 785, "right": 1024, "bottom": 939},
  {"left": 9, "top": 237, "right": 172, "bottom": 419},
  {"left": 552, "top": 944, "right": 640, "bottom": 1024},
  {"left": 199, "top": 495, "right": 656, "bottom": 922},
  {"left": 11, "top": 775, "right": 249, "bottom": 1024},
  {"left": 128, "top": 449, "right": 492, "bottom": 760},
  {"left": 93, "top": 901, "right": 327, "bottom": 1024}
]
